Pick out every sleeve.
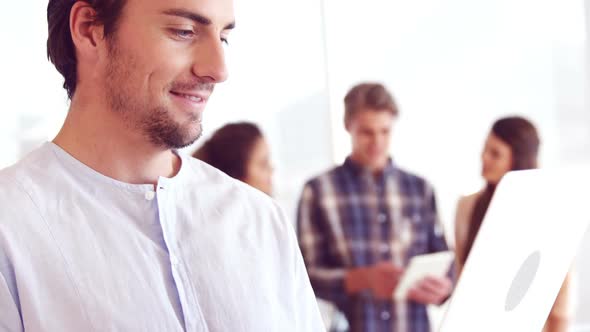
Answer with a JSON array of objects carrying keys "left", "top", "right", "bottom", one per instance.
[
  {"left": 270, "top": 198, "right": 326, "bottom": 331},
  {"left": 0, "top": 245, "right": 23, "bottom": 332},
  {"left": 424, "top": 184, "right": 449, "bottom": 253},
  {"left": 0, "top": 273, "right": 23, "bottom": 332},
  {"left": 296, "top": 182, "right": 348, "bottom": 311},
  {"left": 291, "top": 225, "right": 328, "bottom": 332},
  {"left": 0, "top": 180, "right": 24, "bottom": 331},
  {"left": 424, "top": 184, "right": 456, "bottom": 284}
]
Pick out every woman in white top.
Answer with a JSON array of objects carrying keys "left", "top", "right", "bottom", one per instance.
[{"left": 454, "top": 116, "right": 571, "bottom": 332}]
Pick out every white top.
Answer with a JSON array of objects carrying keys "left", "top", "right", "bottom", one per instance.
[{"left": 0, "top": 143, "right": 324, "bottom": 332}]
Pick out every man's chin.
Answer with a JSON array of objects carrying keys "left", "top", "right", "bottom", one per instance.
[
  {"left": 367, "top": 157, "right": 388, "bottom": 170},
  {"left": 155, "top": 123, "right": 203, "bottom": 150},
  {"left": 176, "top": 127, "right": 203, "bottom": 149}
]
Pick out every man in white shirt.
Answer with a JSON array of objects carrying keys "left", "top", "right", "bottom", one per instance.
[{"left": 0, "top": 0, "right": 324, "bottom": 331}]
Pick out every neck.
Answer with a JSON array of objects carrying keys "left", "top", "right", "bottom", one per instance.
[
  {"left": 349, "top": 153, "right": 388, "bottom": 175},
  {"left": 53, "top": 92, "right": 180, "bottom": 185}
]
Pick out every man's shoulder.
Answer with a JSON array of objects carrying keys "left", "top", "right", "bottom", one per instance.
[
  {"left": 0, "top": 144, "right": 54, "bottom": 196},
  {"left": 303, "top": 164, "right": 345, "bottom": 188},
  {"left": 182, "top": 155, "right": 293, "bottom": 241},
  {"left": 394, "top": 167, "right": 428, "bottom": 183},
  {"left": 393, "top": 167, "right": 433, "bottom": 191},
  {"left": 182, "top": 155, "right": 281, "bottom": 214},
  {"left": 182, "top": 155, "right": 262, "bottom": 197},
  {"left": 0, "top": 145, "right": 54, "bottom": 224},
  {"left": 0, "top": 169, "right": 29, "bottom": 211}
]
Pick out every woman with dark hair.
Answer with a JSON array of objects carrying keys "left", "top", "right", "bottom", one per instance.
[
  {"left": 454, "top": 116, "right": 571, "bottom": 332},
  {"left": 193, "top": 122, "right": 273, "bottom": 195}
]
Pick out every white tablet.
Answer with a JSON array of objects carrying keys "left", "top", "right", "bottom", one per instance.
[
  {"left": 439, "top": 166, "right": 590, "bottom": 332},
  {"left": 394, "top": 251, "right": 454, "bottom": 301}
]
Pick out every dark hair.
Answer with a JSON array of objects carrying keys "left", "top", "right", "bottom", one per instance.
[
  {"left": 344, "top": 82, "right": 398, "bottom": 126},
  {"left": 47, "top": 0, "right": 127, "bottom": 98},
  {"left": 193, "top": 122, "right": 263, "bottom": 180},
  {"left": 460, "top": 116, "right": 540, "bottom": 265}
]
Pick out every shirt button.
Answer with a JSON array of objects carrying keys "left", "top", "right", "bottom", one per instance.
[
  {"left": 380, "top": 311, "right": 391, "bottom": 320},
  {"left": 144, "top": 191, "right": 155, "bottom": 201},
  {"left": 377, "top": 213, "right": 387, "bottom": 223}
]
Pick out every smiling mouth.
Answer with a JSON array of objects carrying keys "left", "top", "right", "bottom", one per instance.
[{"left": 170, "top": 91, "right": 205, "bottom": 103}]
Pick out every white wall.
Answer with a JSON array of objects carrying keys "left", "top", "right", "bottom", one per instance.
[
  {"left": 0, "top": 0, "right": 68, "bottom": 168},
  {"left": 193, "top": 0, "right": 334, "bottom": 218},
  {"left": 323, "top": 0, "right": 564, "bottom": 231}
]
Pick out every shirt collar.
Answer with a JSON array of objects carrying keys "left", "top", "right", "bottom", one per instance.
[
  {"left": 343, "top": 156, "right": 397, "bottom": 177},
  {"left": 48, "top": 141, "right": 188, "bottom": 192}
]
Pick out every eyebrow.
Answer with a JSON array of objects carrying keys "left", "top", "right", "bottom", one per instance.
[{"left": 162, "top": 9, "right": 236, "bottom": 30}]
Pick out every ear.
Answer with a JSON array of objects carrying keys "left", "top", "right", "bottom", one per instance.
[{"left": 69, "top": 2, "right": 106, "bottom": 63}]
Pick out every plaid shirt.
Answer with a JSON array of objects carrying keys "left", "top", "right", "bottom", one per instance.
[{"left": 297, "top": 157, "right": 449, "bottom": 332}]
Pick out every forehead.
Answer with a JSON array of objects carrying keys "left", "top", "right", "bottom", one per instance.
[
  {"left": 123, "top": 0, "right": 235, "bottom": 25},
  {"left": 352, "top": 110, "right": 395, "bottom": 127}
]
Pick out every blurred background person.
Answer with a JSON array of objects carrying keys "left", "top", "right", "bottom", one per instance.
[
  {"left": 193, "top": 122, "right": 273, "bottom": 195},
  {"left": 298, "top": 82, "right": 453, "bottom": 332},
  {"left": 453, "top": 116, "right": 572, "bottom": 332}
]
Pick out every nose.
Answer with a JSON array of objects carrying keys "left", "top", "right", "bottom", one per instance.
[{"left": 191, "top": 37, "right": 228, "bottom": 83}]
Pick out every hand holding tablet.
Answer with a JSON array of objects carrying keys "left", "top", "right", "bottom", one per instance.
[{"left": 394, "top": 251, "right": 455, "bottom": 301}]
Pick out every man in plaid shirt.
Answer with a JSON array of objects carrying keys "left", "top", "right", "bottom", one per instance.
[{"left": 297, "top": 82, "right": 453, "bottom": 332}]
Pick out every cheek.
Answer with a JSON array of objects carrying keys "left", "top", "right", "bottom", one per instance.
[
  {"left": 379, "top": 135, "right": 390, "bottom": 148},
  {"left": 485, "top": 158, "right": 511, "bottom": 179},
  {"left": 361, "top": 137, "right": 375, "bottom": 148},
  {"left": 140, "top": 57, "right": 189, "bottom": 93},
  {"left": 245, "top": 164, "right": 262, "bottom": 182},
  {"left": 249, "top": 168, "right": 262, "bottom": 182},
  {"left": 500, "top": 158, "right": 512, "bottom": 172},
  {"left": 257, "top": 166, "right": 272, "bottom": 182},
  {"left": 352, "top": 131, "right": 367, "bottom": 143}
]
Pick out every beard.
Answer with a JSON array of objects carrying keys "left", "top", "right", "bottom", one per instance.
[{"left": 104, "top": 38, "right": 213, "bottom": 149}]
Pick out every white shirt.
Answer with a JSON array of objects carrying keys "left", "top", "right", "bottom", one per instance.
[{"left": 0, "top": 143, "right": 324, "bottom": 332}]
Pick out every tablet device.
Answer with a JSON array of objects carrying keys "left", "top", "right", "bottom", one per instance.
[{"left": 394, "top": 251, "right": 454, "bottom": 301}]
